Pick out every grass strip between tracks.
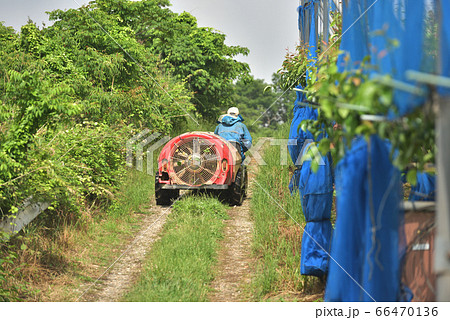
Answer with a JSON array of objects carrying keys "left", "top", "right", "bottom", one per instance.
[{"left": 124, "top": 195, "right": 228, "bottom": 302}]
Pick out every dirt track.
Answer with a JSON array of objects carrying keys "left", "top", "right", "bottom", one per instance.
[
  {"left": 208, "top": 158, "right": 258, "bottom": 301},
  {"left": 77, "top": 204, "right": 171, "bottom": 302}
]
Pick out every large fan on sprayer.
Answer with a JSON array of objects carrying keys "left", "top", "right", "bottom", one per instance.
[{"left": 155, "top": 131, "right": 248, "bottom": 206}]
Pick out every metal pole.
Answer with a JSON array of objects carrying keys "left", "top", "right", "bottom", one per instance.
[
  {"left": 435, "top": 94, "right": 450, "bottom": 301},
  {"left": 435, "top": 0, "right": 450, "bottom": 301},
  {"left": 315, "top": 0, "right": 319, "bottom": 48},
  {"left": 305, "top": 1, "right": 310, "bottom": 44},
  {"left": 299, "top": 0, "right": 302, "bottom": 43},
  {"left": 323, "top": 0, "right": 330, "bottom": 49}
]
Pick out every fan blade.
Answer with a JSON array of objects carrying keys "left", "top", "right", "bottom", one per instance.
[{"left": 202, "top": 168, "right": 214, "bottom": 176}]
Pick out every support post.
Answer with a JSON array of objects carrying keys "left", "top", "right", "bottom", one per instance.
[
  {"left": 323, "top": 0, "right": 330, "bottom": 49},
  {"left": 435, "top": 0, "right": 450, "bottom": 301},
  {"left": 435, "top": 95, "right": 450, "bottom": 301}
]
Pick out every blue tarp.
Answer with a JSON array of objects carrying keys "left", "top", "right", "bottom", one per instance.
[
  {"left": 409, "top": 172, "right": 436, "bottom": 202},
  {"left": 299, "top": 144, "right": 334, "bottom": 276},
  {"left": 290, "top": 2, "right": 334, "bottom": 277},
  {"left": 325, "top": 136, "right": 403, "bottom": 301},
  {"left": 325, "top": 0, "right": 439, "bottom": 302}
]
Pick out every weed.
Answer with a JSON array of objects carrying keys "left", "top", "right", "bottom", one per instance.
[{"left": 249, "top": 123, "right": 326, "bottom": 300}]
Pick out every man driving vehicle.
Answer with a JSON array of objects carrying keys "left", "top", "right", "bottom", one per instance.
[{"left": 214, "top": 107, "right": 252, "bottom": 160}]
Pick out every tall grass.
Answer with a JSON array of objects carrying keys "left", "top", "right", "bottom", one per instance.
[
  {"left": 250, "top": 123, "right": 324, "bottom": 300},
  {"left": 124, "top": 195, "right": 228, "bottom": 302}
]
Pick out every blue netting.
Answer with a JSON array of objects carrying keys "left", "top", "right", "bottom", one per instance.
[
  {"left": 324, "top": 0, "right": 442, "bottom": 302},
  {"left": 301, "top": 221, "right": 332, "bottom": 276},
  {"left": 338, "top": 0, "right": 436, "bottom": 116},
  {"left": 441, "top": 0, "right": 450, "bottom": 95},
  {"left": 325, "top": 136, "right": 403, "bottom": 302},
  {"left": 409, "top": 172, "right": 436, "bottom": 202},
  {"left": 288, "top": 101, "right": 318, "bottom": 196},
  {"left": 336, "top": 0, "right": 370, "bottom": 72},
  {"left": 392, "top": 0, "right": 426, "bottom": 115},
  {"left": 298, "top": 145, "right": 333, "bottom": 222},
  {"left": 288, "top": 85, "right": 318, "bottom": 167},
  {"left": 380, "top": 0, "right": 426, "bottom": 116},
  {"left": 291, "top": 1, "right": 333, "bottom": 277},
  {"left": 294, "top": 0, "right": 444, "bottom": 302},
  {"left": 298, "top": 145, "right": 334, "bottom": 276}
]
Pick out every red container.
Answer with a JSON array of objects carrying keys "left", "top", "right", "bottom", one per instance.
[{"left": 402, "top": 209, "right": 436, "bottom": 301}]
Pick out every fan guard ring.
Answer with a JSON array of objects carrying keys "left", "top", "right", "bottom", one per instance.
[{"left": 170, "top": 136, "right": 220, "bottom": 185}]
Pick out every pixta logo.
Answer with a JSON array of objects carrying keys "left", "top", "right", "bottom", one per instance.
[
  {"left": 126, "top": 130, "right": 326, "bottom": 173},
  {"left": 126, "top": 130, "right": 170, "bottom": 175},
  {"left": 245, "top": 138, "right": 325, "bottom": 166}
]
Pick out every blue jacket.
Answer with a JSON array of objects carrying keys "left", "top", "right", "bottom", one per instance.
[{"left": 214, "top": 115, "right": 252, "bottom": 158}]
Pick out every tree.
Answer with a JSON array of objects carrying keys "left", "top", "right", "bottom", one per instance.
[
  {"left": 232, "top": 74, "right": 296, "bottom": 131},
  {"left": 46, "top": 2, "right": 195, "bottom": 132},
  {"left": 1, "top": 0, "right": 248, "bottom": 217},
  {"left": 87, "top": 0, "right": 251, "bottom": 119}
]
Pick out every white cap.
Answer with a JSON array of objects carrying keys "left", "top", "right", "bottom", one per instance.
[{"left": 227, "top": 107, "right": 239, "bottom": 118}]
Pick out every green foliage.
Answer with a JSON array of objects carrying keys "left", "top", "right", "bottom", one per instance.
[
  {"left": 232, "top": 74, "right": 296, "bottom": 132},
  {"left": 3, "top": 69, "right": 78, "bottom": 161},
  {"left": 0, "top": 22, "right": 16, "bottom": 44},
  {"left": 87, "top": 0, "right": 251, "bottom": 119},
  {"left": 0, "top": 231, "right": 32, "bottom": 302},
  {"left": 46, "top": 3, "right": 196, "bottom": 130},
  {"left": 0, "top": 236, "right": 21, "bottom": 301},
  {"left": 277, "top": 11, "right": 342, "bottom": 92},
  {"left": 0, "top": 66, "right": 79, "bottom": 211},
  {"left": 19, "top": 22, "right": 43, "bottom": 55},
  {"left": 301, "top": 49, "right": 435, "bottom": 181},
  {"left": 1, "top": 0, "right": 246, "bottom": 218},
  {"left": 36, "top": 123, "right": 128, "bottom": 207},
  {"left": 124, "top": 196, "right": 227, "bottom": 301},
  {"left": 277, "top": 44, "right": 314, "bottom": 90}
]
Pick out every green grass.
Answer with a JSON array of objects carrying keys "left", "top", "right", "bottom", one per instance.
[
  {"left": 249, "top": 123, "right": 324, "bottom": 300},
  {"left": 81, "top": 168, "right": 155, "bottom": 262},
  {"left": 124, "top": 195, "right": 228, "bottom": 302},
  {"left": 107, "top": 168, "right": 155, "bottom": 217}
]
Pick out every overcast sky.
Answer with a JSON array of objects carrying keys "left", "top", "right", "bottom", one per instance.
[{"left": 0, "top": 0, "right": 300, "bottom": 83}]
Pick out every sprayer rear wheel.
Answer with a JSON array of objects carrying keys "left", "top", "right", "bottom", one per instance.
[
  {"left": 228, "top": 168, "right": 246, "bottom": 206},
  {"left": 155, "top": 172, "right": 179, "bottom": 205}
]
